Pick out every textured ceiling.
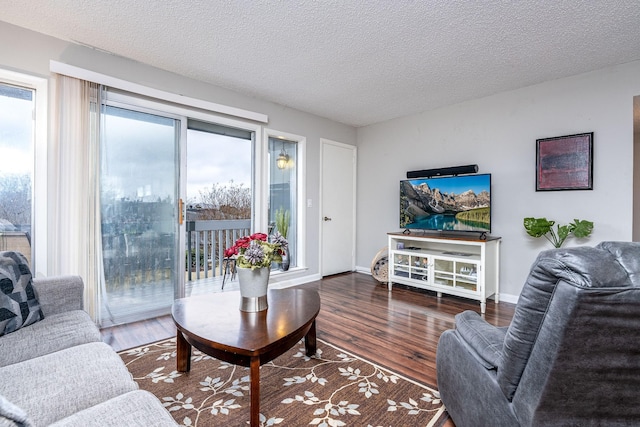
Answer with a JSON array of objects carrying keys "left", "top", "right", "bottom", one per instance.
[{"left": 2, "top": 0, "right": 640, "bottom": 127}]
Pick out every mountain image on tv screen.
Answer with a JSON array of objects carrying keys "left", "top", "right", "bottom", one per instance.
[{"left": 400, "top": 174, "right": 491, "bottom": 232}]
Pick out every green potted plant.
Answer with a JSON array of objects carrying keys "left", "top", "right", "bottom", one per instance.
[
  {"left": 523, "top": 217, "right": 594, "bottom": 248},
  {"left": 275, "top": 208, "right": 290, "bottom": 240}
]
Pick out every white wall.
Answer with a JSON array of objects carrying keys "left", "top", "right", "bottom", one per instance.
[
  {"left": 357, "top": 61, "right": 640, "bottom": 301},
  {"left": 0, "top": 21, "right": 357, "bottom": 281},
  {"left": 4, "top": 20, "right": 640, "bottom": 299}
]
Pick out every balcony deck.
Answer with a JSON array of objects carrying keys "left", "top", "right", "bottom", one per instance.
[
  {"left": 101, "top": 271, "right": 244, "bottom": 327},
  {"left": 100, "top": 219, "right": 250, "bottom": 327}
]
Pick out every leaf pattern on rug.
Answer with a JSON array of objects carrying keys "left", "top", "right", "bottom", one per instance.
[
  {"left": 119, "top": 338, "right": 446, "bottom": 426},
  {"left": 274, "top": 346, "right": 440, "bottom": 427}
]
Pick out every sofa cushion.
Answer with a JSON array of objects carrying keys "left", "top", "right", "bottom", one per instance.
[
  {"left": 0, "top": 342, "right": 138, "bottom": 426},
  {"left": 49, "top": 390, "right": 177, "bottom": 427},
  {"left": 0, "top": 252, "right": 43, "bottom": 337},
  {"left": 0, "top": 394, "right": 32, "bottom": 427},
  {"left": 31, "top": 276, "right": 84, "bottom": 317},
  {"left": 0, "top": 310, "right": 101, "bottom": 368}
]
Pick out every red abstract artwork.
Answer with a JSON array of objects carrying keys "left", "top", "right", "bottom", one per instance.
[{"left": 536, "top": 133, "right": 593, "bottom": 191}]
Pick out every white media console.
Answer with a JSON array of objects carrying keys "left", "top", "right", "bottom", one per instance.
[{"left": 387, "top": 232, "right": 501, "bottom": 313}]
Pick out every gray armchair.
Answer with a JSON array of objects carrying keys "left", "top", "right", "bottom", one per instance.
[{"left": 436, "top": 241, "right": 640, "bottom": 426}]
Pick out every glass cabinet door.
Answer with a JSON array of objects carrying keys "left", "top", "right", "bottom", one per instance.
[
  {"left": 456, "top": 261, "right": 478, "bottom": 291},
  {"left": 434, "top": 259, "right": 454, "bottom": 287},
  {"left": 409, "top": 254, "right": 429, "bottom": 281},
  {"left": 392, "top": 252, "right": 430, "bottom": 282},
  {"left": 392, "top": 253, "right": 410, "bottom": 278},
  {"left": 433, "top": 258, "right": 479, "bottom": 291}
]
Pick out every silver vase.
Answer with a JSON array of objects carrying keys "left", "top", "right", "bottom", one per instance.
[
  {"left": 237, "top": 266, "right": 270, "bottom": 312},
  {"left": 280, "top": 246, "right": 290, "bottom": 271}
]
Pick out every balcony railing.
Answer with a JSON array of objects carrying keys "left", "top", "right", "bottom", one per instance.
[
  {"left": 186, "top": 219, "right": 251, "bottom": 281},
  {"left": 102, "top": 219, "right": 251, "bottom": 294},
  {"left": 0, "top": 231, "right": 31, "bottom": 267}
]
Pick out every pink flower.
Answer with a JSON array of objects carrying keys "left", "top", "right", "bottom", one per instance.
[
  {"left": 235, "top": 237, "right": 251, "bottom": 249},
  {"left": 250, "top": 233, "right": 268, "bottom": 241},
  {"left": 224, "top": 247, "right": 238, "bottom": 258}
]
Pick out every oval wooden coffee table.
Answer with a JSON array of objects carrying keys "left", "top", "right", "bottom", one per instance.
[{"left": 172, "top": 288, "right": 320, "bottom": 427}]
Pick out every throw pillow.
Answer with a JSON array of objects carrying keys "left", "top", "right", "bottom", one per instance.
[{"left": 0, "top": 251, "right": 43, "bottom": 337}]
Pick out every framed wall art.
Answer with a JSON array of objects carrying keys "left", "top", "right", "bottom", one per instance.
[{"left": 536, "top": 132, "right": 593, "bottom": 191}]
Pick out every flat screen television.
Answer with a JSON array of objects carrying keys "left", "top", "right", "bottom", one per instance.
[{"left": 400, "top": 174, "right": 491, "bottom": 233}]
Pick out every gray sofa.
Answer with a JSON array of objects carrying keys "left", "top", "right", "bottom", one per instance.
[
  {"left": 0, "top": 273, "right": 178, "bottom": 426},
  {"left": 436, "top": 241, "right": 640, "bottom": 426}
]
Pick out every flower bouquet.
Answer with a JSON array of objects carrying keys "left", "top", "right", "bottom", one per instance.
[
  {"left": 224, "top": 232, "right": 288, "bottom": 270},
  {"left": 225, "top": 232, "right": 288, "bottom": 311}
]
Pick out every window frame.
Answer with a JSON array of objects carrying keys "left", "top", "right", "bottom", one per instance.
[
  {"left": 104, "top": 93, "right": 310, "bottom": 276},
  {"left": 264, "top": 128, "right": 307, "bottom": 271},
  {"left": 104, "top": 89, "right": 267, "bottom": 284},
  {"left": 0, "top": 69, "right": 48, "bottom": 275}
]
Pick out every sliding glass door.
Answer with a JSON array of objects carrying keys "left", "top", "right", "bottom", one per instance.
[
  {"left": 184, "top": 119, "right": 253, "bottom": 294},
  {"left": 100, "top": 105, "right": 180, "bottom": 325},
  {"left": 97, "top": 90, "right": 266, "bottom": 325}
]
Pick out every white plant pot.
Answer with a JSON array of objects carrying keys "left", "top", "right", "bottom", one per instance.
[{"left": 237, "top": 266, "right": 270, "bottom": 312}]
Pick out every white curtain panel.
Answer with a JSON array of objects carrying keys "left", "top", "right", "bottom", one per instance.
[{"left": 49, "top": 74, "right": 104, "bottom": 321}]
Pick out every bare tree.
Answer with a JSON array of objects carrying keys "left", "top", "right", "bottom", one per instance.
[
  {"left": 196, "top": 181, "right": 251, "bottom": 220},
  {"left": 0, "top": 173, "right": 31, "bottom": 230}
]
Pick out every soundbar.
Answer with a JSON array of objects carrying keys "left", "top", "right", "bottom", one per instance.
[{"left": 406, "top": 164, "right": 478, "bottom": 179}]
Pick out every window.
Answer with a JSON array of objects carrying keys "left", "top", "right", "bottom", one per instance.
[
  {"left": 186, "top": 119, "right": 253, "bottom": 218},
  {"left": 267, "top": 130, "right": 305, "bottom": 270},
  {"left": 0, "top": 72, "right": 47, "bottom": 272},
  {"left": 185, "top": 120, "right": 253, "bottom": 282}
]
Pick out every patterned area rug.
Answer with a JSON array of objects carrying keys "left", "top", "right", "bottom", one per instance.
[{"left": 119, "top": 338, "right": 447, "bottom": 426}]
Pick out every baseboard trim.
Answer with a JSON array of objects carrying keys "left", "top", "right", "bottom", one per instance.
[{"left": 355, "top": 265, "right": 371, "bottom": 275}]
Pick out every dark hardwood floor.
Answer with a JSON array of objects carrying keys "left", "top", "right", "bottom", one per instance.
[{"left": 101, "top": 272, "right": 516, "bottom": 426}]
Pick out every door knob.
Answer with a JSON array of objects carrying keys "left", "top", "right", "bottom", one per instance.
[{"left": 324, "top": 216, "right": 332, "bottom": 221}]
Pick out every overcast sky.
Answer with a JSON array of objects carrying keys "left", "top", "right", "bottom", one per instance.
[
  {"left": 2, "top": 92, "right": 252, "bottom": 205},
  {"left": 102, "top": 109, "right": 252, "bottom": 203},
  {"left": 0, "top": 88, "right": 32, "bottom": 176},
  {"left": 186, "top": 130, "right": 251, "bottom": 202}
]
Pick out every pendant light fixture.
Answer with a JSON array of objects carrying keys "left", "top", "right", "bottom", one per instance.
[{"left": 276, "top": 142, "right": 290, "bottom": 169}]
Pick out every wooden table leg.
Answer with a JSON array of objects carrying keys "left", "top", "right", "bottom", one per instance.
[
  {"left": 305, "top": 320, "right": 317, "bottom": 357},
  {"left": 250, "top": 356, "right": 260, "bottom": 427},
  {"left": 176, "top": 332, "right": 191, "bottom": 372}
]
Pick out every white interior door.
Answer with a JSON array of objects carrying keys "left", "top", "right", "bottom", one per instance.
[{"left": 321, "top": 139, "right": 356, "bottom": 276}]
